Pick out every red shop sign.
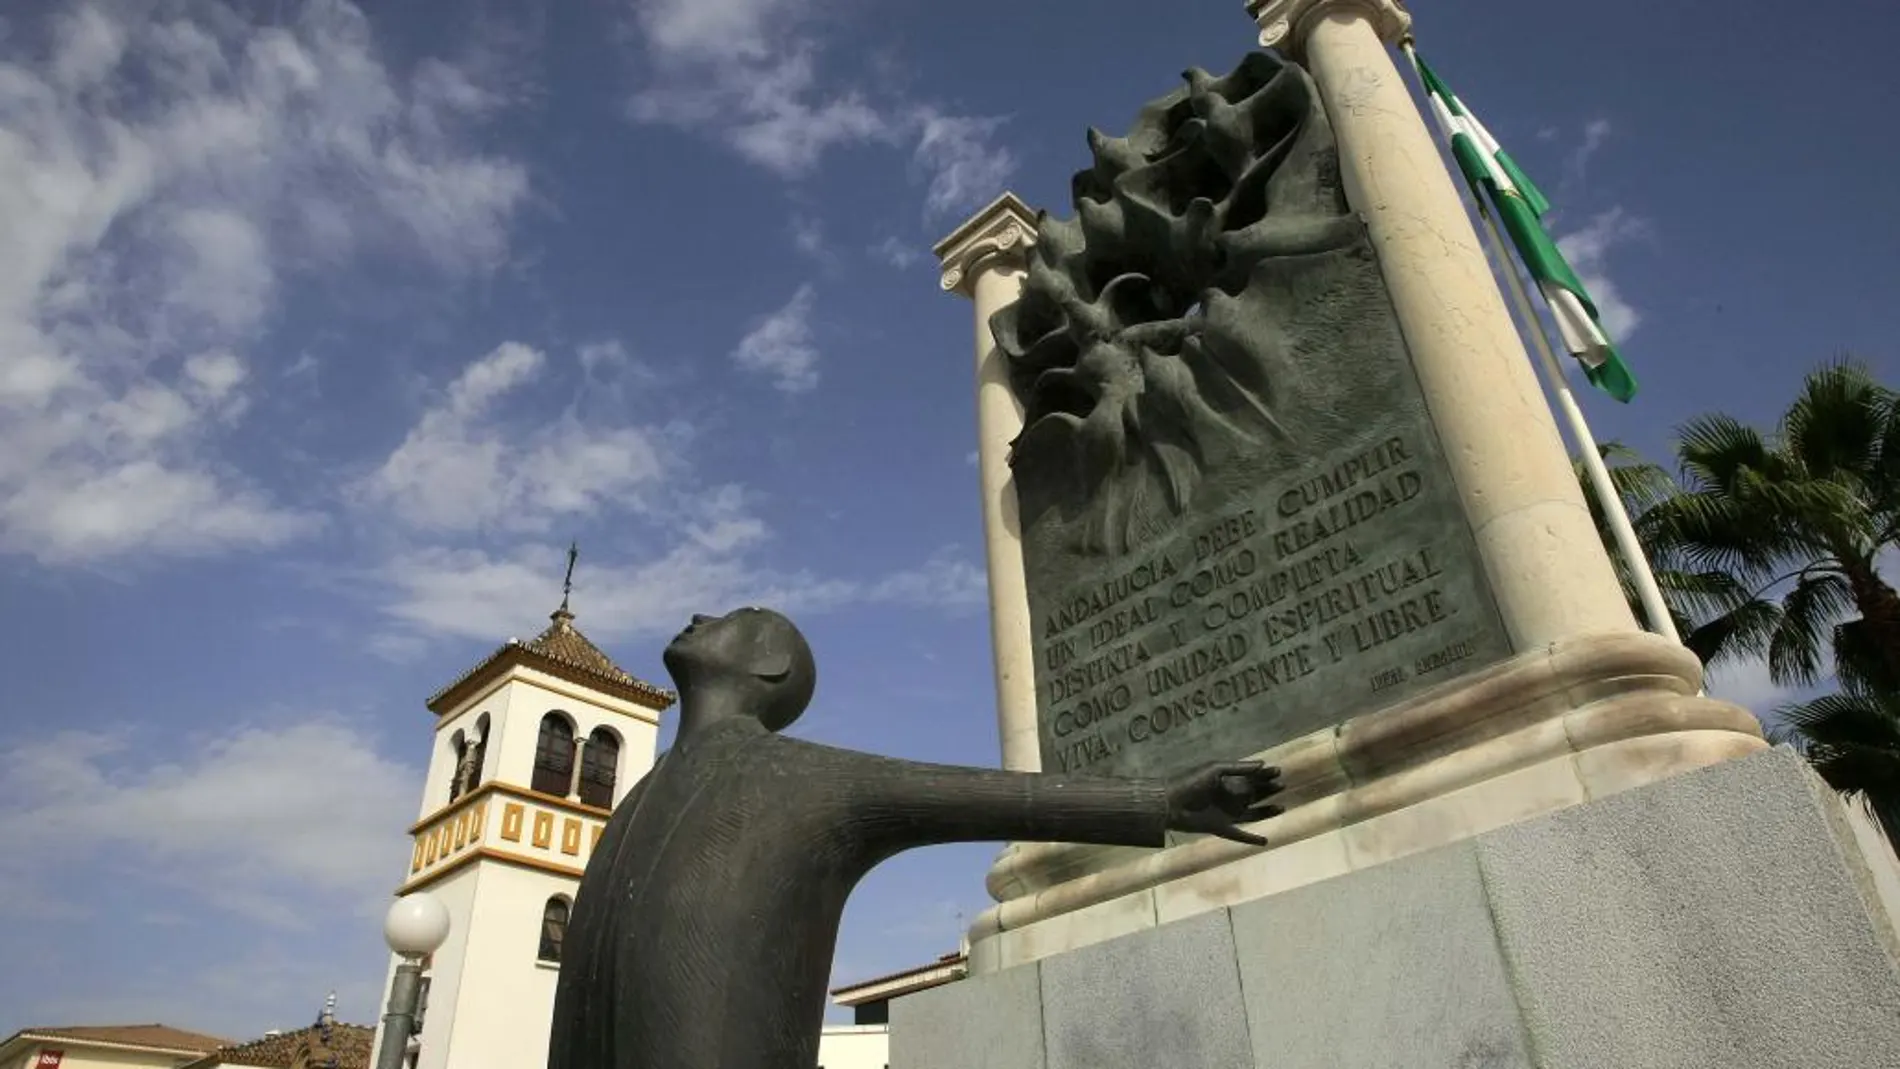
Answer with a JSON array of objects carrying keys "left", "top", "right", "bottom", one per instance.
[{"left": 37, "top": 1051, "right": 65, "bottom": 1069}]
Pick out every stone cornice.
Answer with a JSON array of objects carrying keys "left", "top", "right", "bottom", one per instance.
[
  {"left": 1248, "top": 0, "right": 1413, "bottom": 51},
  {"left": 933, "top": 191, "right": 1039, "bottom": 297}
]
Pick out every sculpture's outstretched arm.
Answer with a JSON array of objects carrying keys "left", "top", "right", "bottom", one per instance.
[{"left": 821, "top": 743, "right": 1171, "bottom": 853}]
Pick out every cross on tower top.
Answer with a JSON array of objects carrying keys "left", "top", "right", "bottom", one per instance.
[{"left": 560, "top": 541, "right": 579, "bottom": 614}]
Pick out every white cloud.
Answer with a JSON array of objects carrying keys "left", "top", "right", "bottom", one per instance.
[
  {"left": 619, "top": 0, "right": 1014, "bottom": 215},
  {"left": 165, "top": 207, "right": 275, "bottom": 335},
  {"left": 1555, "top": 207, "right": 1648, "bottom": 341},
  {"left": 628, "top": 0, "right": 806, "bottom": 60},
  {"left": 0, "top": 716, "right": 416, "bottom": 1034},
  {"left": 1564, "top": 117, "right": 1613, "bottom": 187},
  {"left": 576, "top": 338, "right": 666, "bottom": 408},
  {"left": 376, "top": 538, "right": 985, "bottom": 644},
  {"left": 732, "top": 285, "right": 821, "bottom": 393},
  {"left": 1705, "top": 658, "right": 1798, "bottom": 716},
  {"left": 0, "top": 1, "right": 530, "bottom": 565},
  {"left": 910, "top": 109, "right": 1018, "bottom": 221},
  {"left": 49, "top": 5, "right": 130, "bottom": 91},
  {"left": 790, "top": 213, "right": 829, "bottom": 259},
  {"left": 628, "top": 47, "right": 890, "bottom": 176},
  {"left": 348, "top": 331, "right": 980, "bottom": 657},
  {"left": 578, "top": 338, "right": 631, "bottom": 375},
  {"left": 870, "top": 235, "right": 923, "bottom": 269},
  {"left": 354, "top": 343, "right": 676, "bottom": 533},
  {"left": 0, "top": 718, "right": 417, "bottom": 927},
  {"left": 284, "top": 352, "right": 320, "bottom": 380},
  {"left": 185, "top": 349, "right": 249, "bottom": 404},
  {"left": 1, "top": 461, "right": 313, "bottom": 564},
  {"left": 861, "top": 552, "right": 987, "bottom": 608}
]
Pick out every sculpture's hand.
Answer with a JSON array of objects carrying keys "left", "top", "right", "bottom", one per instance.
[{"left": 1164, "top": 760, "right": 1284, "bottom": 847}]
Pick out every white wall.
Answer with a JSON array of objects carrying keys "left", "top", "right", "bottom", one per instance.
[
  {"left": 436, "top": 862, "right": 575, "bottom": 1069},
  {"left": 381, "top": 859, "right": 579, "bottom": 1069},
  {"left": 818, "top": 1026, "right": 889, "bottom": 1069}
]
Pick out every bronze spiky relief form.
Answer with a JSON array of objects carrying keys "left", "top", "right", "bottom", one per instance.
[{"left": 993, "top": 52, "right": 1362, "bottom": 556}]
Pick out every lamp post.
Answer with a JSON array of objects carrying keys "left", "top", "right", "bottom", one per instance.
[{"left": 376, "top": 893, "right": 450, "bottom": 1069}]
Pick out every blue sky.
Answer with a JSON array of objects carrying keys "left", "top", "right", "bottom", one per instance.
[{"left": 1, "top": 0, "right": 1896, "bottom": 1040}]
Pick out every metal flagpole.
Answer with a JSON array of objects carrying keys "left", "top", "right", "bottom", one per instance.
[{"left": 1395, "top": 40, "right": 1682, "bottom": 646}]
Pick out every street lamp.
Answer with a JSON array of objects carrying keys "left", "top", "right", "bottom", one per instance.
[{"left": 376, "top": 893, "right": 451, "bottom": 1069}]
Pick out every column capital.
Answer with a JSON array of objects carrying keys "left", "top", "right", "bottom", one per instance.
[
  {"left": 933, "top": 191, "right": 1040, "bottom": 298},
  {"left": 1247, "top": 0, "right": 1412, "bottom": 52}
]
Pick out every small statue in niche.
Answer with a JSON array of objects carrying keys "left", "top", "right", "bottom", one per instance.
[
  {"left": 548, "top": 606, "right": 1285, "bottom": 1069},
  {"left": 450, "top": 730, "right": 483, "bottom": 799}
]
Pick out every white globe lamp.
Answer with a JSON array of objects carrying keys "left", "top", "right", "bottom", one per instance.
[
  {"left": 384, "top": 893, "right": 451, "bottom": 957},
  {"left": 376, "top": 893, "right": 450, "bottom": 1069}
]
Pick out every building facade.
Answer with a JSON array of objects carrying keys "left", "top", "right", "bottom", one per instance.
[
  {"left": 371, "top": 604, "right": 673, "bottom": 1069},
  {"left": 0, "top": 1026, "right": 230, "bottom": 1069}
]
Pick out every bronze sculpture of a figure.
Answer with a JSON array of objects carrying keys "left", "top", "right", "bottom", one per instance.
[{"left": 548, "top": 606, "right": 1284, "bottom": 1069}]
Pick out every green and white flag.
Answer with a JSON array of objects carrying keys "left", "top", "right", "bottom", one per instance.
[{"left": 1410, "top": 53, "right": 1638, "bottom": 403}]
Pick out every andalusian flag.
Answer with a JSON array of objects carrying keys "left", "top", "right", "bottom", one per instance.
[{"left": 1411, "top": 54, "right": 1638, "bottom": 403}]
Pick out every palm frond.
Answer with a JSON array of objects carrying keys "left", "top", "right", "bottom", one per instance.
[
  {"left": 1593, "top": 441, "right": 1679, "bottom": 514},
  {"left": 1732, "top": 468, "right": 1871, "bottom": 545},
  {"left": 1779, "top": 691, "right": 1900, "bottom": 750},
  {"left": 1643, "top": 490, "right": 1802, "bottom": 579},
  {"left": 1766, "top": 573, "right": 1856, "bottom": 687},
  {"left": 1776, "top": 691, "right": 1900, "bottom": 855},
  {"left": 1676, "top": 414, "right": 1775, "bottom": 491},
  {"left": 1833, "top": 618, "right": 1900, "bottom": 696},
  {"left": 1684, "top": 596, "right": 1781, "bottom": 671},
  {"left": 1872, "top": 373, "right": 1900, "bottom": 517},
  {"left": 1782, "top": 360, "right": 1890, "bottom": 483}
]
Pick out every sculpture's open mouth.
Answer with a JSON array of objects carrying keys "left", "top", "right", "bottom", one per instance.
[{"left": 1025, "top": 367, "right": 1100, "bottom": 431}]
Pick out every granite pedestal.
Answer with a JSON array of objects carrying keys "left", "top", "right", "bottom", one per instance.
[{"left": 891, "top": 748, "right": 1900, "bottom": 1069}]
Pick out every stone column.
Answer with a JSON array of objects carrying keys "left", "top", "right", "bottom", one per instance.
[
  {"left": 935, "top": 193, "right": 1043, "bottom": 772},
  {"left": 1250, "top": 0, "right": 1638, "bottom": 649}
]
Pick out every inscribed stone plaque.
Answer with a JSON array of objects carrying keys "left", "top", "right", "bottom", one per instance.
[{"left": 992, "top": 51, "right": 1510, "bottom": 779}]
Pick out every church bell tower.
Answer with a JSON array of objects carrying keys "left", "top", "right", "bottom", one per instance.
[{"left": 372, "top": 588, "right": 674, "bottom": 1069}]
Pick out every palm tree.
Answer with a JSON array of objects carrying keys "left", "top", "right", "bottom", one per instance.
[
  {"left": 1772, "top": 688, "right": 1900, "bottom": 852},
  {"left": 1642, "top": 361, "right": 1900, "bottom": 696},
  {"left": 1571, "top": 442, "right": 1769, "bottom": 671},
  {"left": 1574, "top": 364, "right": 1900, "bottom": 855}
]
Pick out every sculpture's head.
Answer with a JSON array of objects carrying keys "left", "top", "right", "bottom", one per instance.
[{"left": 662, "top": 607, "right": 816, "bottom": 732}]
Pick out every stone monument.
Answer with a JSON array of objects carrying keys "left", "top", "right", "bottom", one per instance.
[
  {"left": 907, "top": 2, "right": 1900, "bottom": 1066},
  {"left": 990, "top": 48, "right": 1510, "bottom": 781}
]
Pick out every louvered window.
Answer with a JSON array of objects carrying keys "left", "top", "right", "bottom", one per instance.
[
  {"left": 578, "top": 729, "right": 619, "bottom": 808},
  {"left": 532, "top": 714, "right": 576, "bottom": 796},
  {"left": 539, "top": 896, "right": 569, "bottom": 963}
]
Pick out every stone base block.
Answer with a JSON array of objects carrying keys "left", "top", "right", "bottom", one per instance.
[
  {"left": 970, "top": 631, "right": 1767, "bottom": 970},
  {"left": 892, "top": 748, "right": 1900, "bottom": 1069}
]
